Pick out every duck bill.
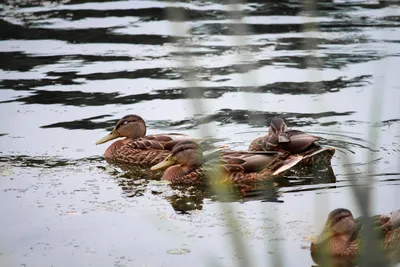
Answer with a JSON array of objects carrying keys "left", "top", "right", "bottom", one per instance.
[
  {"left": 150, "top": 156, "right": 177, "bottom": 171},
  {"left": 95, "top": 129, "right": 120, "bottom": 145}
]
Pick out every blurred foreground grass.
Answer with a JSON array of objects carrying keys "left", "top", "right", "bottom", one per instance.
[{"left": 166, "top": 0, "right": 395, "bottom": 267}]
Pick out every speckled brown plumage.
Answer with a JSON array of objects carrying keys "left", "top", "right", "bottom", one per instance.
[
  {"left": 249, "top": 117, "right": 335, "bottom": 167},
  {"left": 151, "top": 141, "right": 317, "bottom": 186},
  {"left": 294, "top": 146, "right": 335, "bottom": 166},
  {"left": 249, "top": 117, "right": 318, "bottom": 153},
  {"left": 106, "top": 135, "right": 192, "bottom": 165},
  {"left": 311, "top": 208, "right": 400, "bottom": 264},
  {"left": 159, "top": 157, "right": 279, "bottom": 186},
  {"left": 248, "top": 136, "right": 265, "bottom": 152},
  {"left": 250, "top": 129, "right": 321, "bottom": 154},
  {"left": 96, "top": 115, "right": 201, "bottom": 166}
]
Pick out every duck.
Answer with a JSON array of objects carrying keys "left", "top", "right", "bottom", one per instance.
[
  {"left": 249, "top": 117, "right": 321, "bottom": 153},
  {"left": 150, "top": 140, "right": 319, "bottom": 186},
  {"left": 95, "top": 114, "right": 202, "bottom": 166},
  {"left": 310, "top": 208, "right": 400, "bottom": 264},
  {"left": 249, "top": 117, "right": 335, "bottom": 166}
]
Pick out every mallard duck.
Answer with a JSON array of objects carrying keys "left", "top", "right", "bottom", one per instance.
[
  {"left": 249, "top": 117, "right": 335, "bottom": 166},
  {"left": 150, "top": 140, "right": 322, "bottom": 185},
  {"left": 249, "top": 117, "right": 320, "bottom": 153},
  {"left": 311, "top": 208, "right": 400, "bottom": 263},
  {"left": 95, "top": 115, "right": 202, "bottom": 165}
]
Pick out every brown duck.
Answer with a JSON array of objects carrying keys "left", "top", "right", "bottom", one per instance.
[
  {"left": 311, "top": 208, "right": 400, "bottom": 263},
  {"left": 150, "top": 140, "right": 324, "bottom": 186},
  {"left": 95, "top": 115, "right": 202, "bottom": 165},
  {"left": 249, "top": 117, "right": 335, "bottom": 166}
]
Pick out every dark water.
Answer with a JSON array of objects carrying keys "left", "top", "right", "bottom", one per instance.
[{"left": 0, "top": 0, "right": 399, "bottom": 266}]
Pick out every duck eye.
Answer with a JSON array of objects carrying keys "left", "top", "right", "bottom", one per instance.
[{"left": 123, "top": 121, "right": 128, "bottom": 125}]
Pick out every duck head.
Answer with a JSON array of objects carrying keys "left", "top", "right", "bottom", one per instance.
[
  {"left": 268, "top": 117, "right": 290, "bottom": 143},
  {"left": 96, "top": 115, "right": 147, "bottom": 145}
]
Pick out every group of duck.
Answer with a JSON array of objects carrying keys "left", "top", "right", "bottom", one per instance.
[
  {"left": 95, "top": 114, "right": 335, "bottom": 186},
  {"left": 95, "top": 114, "right": 400, "bottom": 265}
]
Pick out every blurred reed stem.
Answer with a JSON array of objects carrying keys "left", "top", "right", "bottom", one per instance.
[
  {"left": 165, "top": 2, "right": 253, "bottom": 266},
  {"left": 167, "top": 0, "right": 392, "bottom": 266},
  {"left": 302, "top": 0, "right": 390, "bottom": 266}
]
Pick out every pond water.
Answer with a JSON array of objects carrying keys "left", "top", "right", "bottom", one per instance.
[{"left": 0, "top": 0, "right": 399, "bottom": 266}]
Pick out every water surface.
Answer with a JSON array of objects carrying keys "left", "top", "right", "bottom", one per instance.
[{"left": 0, "top": 0, "right": 399, "bottom": 266}]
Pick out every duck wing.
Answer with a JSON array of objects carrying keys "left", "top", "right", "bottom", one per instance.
[
  {"left": 278, "top": 130, "right": 320, "bottom": 154},
  {"left": 373, "top": 210, "right": 400, "bottom": 232},
  {"left": 220, "top": 151, "right": 281, "bottom": 173},
  {"left": 355, "top": 210, "right": 400, "bottom": 239},
  {"left": 137, "top": 134, "right": 203, "bottom": 150},
  {"left": 250, "top": 130, "right": 320, "bottom": 154}
]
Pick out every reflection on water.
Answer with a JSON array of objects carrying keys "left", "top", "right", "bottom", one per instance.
[
  {"left": 0, "top": 0, "right": 399, "bottom": 266},
  {"left": 0, "top": 153, "right": 338, "bottom": 212},
  {"left": 38, "top": 109, "right": 356, "bottom": 130}
]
